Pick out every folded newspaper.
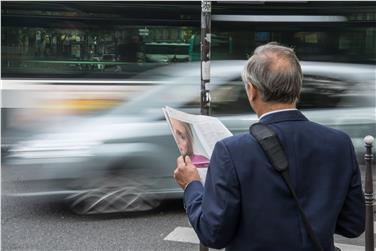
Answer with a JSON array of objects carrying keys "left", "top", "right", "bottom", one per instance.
[{"left": 163, "top": 106, "right": 233, "bottom": 183}]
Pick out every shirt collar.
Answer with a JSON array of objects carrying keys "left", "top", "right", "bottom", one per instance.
[{"left": 259, "top": 108, "right": 298, "bottom": 121}]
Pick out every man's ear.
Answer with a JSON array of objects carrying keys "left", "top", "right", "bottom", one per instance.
[{"left": 246, "top": 83, "right": 258, "bottom": 101}]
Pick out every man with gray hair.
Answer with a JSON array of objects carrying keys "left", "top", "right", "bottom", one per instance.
[{"left": 174, "top": 42, "right": 365, "bottom": 250}]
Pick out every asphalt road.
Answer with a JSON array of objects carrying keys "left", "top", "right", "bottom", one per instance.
[
  {"left": 2, "top": 195, "right": 197, "bottom": 251},
  {"left": 1, "top": 164, "right": 373, "bottom": 251},
  {"left": 2, "top": 195, "right": 372, "bottom": 251}
]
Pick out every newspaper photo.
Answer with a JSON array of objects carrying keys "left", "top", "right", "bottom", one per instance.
[{"left": 163, "top": 106, "right": 233, "bottom": 183}]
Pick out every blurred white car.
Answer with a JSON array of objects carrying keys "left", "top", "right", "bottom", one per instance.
[{"left": 4, "top": 61, "right": 375, "bottom": 214}]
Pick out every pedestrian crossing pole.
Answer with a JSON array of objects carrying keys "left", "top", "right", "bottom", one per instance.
[
  {"left": 200, "top": 1, "right": 211, "bottom": 250},
  {"left": 364, "top": 135, "right": 374, "bottom": 251}
]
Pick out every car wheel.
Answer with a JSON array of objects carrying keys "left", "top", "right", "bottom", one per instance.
[{"left": 66, "top": 172, "right": 161, "bottom": 215}]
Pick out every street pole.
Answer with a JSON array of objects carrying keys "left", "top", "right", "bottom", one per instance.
[
  {"left": 364, "top": 135, "right": 374, "bottom": 251},
  {"left": 200, "top": 0, "right": 211, "bottom": 116},
  {"left": 200, "top": 1, "right": 211, "bottom": 251}
]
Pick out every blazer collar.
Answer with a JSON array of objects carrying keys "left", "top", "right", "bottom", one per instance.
[{"left": 259, "top": 110, "right": 308, "bottom": 124}]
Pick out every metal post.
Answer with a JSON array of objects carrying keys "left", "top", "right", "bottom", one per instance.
[
  {"left": 200, "top": 0, "right": 211, "bottom": 116},
  {"left": 199, "top": 1, "right": 211, "bottom": 251},
  {"left": 364, "top": 135, "right": 374, "bottom": 251}
]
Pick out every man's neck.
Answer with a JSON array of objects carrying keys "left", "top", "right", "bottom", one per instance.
[{"left": 256, "top": 102, "right": 296, "bottom": 118}]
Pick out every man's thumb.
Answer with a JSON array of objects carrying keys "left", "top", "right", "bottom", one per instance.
[{"left": 184, "top": 155, "right": 192, "bottom": 165}]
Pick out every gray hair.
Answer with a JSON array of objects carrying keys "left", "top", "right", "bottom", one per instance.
[{"left": 241, "top": 42, "right": 302, "bottom": 103}]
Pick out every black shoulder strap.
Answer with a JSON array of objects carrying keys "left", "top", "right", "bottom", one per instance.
[{"left": 250, "top": 123, "right": 324, "bottom": 251}]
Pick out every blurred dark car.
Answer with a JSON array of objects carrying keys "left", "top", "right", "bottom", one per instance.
[{"left": 4, "top": 61, "right": 375, "bottom": 214}]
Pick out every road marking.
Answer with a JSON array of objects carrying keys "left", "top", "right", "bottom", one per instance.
[
  {"left": 334, "top": 243, "right": 364, "bottom": 251},
  {"left": 164, "top": 226, "right": 368, "bottom": 251},
  {"left": 164, "top": 227, "right": 199, "bottom": 244}
]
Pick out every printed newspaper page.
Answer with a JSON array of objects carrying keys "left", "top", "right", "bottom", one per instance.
[{"left": 163, "top": 106, "right": 233, "bottom": 183}]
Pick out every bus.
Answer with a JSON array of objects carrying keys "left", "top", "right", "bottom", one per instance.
[{"left": 2, "top": 1, "right": 375, "bottom": 79}]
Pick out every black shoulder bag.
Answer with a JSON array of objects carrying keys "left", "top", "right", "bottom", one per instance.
[{"left": 250, "top": 123, "right": 324, "bottom": 251}]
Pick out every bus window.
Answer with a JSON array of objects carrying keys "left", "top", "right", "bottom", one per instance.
[
  {"left": 1, "top": 2, "right": 200, "bottom": 78},
  {"left": 2, "top": 2, "right": 375, "bottom": 78},
  {"left": 188, "top": 33, "right": 234, "bottom": 61},
  {"left": 144, "top": 42, "right": 190, "bottom": 63}
]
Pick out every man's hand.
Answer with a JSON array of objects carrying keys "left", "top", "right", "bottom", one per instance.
[{"left": 174, "top": 155, "right": 201, "bottom": 189}]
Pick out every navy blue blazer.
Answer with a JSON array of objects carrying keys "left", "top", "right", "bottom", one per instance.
[{"left": 184, "top": 110, "right": 365, "bottom": 251}]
